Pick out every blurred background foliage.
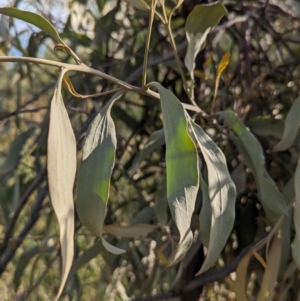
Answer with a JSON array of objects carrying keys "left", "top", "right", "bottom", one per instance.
[{"left": 0, "top": 0, "right": 300, "bottom": 300}]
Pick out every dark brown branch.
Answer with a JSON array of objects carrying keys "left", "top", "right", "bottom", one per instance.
[
  {"left": 0, "top": 83, "right": 54, "bottom": 121},
  {"left": 0, "top": 186, "right": 47, "bottom": 273},
  {"left": 0, "top": 169, "right": 46, "bottom": 256},
  {"left": 129, "top": 233, "right": 268, "bottom": 301}
]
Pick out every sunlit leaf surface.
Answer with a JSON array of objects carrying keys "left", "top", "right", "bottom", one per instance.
[
  {"left": 0, "top": 7, "right": 64, "bottom": 43},
  {"left": 274, "top": 96, "right": 300, "bottom": 151},
  {"left": 184, "top": 3, "right": 227, "bottom": 74},
  {"left": 76, "top": 93, "right": 125, "bottom": 253},
  {"left": 219, "top": 111, "right": 287, "bottom": 222},
  {"left": 47, "top": 72, "right": 76, "bottom": 300},
  {"left": 149, "top": 82, "right": 199, "bottom": 265},
  {"left": 190, "top": 121, "right": 236, "bottom": 274}
]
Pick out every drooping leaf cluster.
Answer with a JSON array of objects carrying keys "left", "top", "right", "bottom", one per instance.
[{"left": 0, "top": 1, "right": 300, "bottom": 300}]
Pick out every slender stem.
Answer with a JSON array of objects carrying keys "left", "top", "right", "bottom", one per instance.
[
  {"left": 168, "top": 0, "right": 183, "bottom": 21},
  {"left": 64, "top": 83, "right": 122, "bottom": 99},
  {"left": 66, "top": 47, "right": 82, "bottom": 65},
  {"left": 0, "top": 56, "right": 201, "bottom": 113},
  {"left": 165, "top": 23, "right": 198, "bottom": 108},
  {"left": 211, "top": 76, "right": 219, "bottom": 114},
  {"left": 0, "top": 56, "right": 137, "bottom": 90},
  {"left": 0, "top": 56, "right": 159, "bottom": 100},
  {"left": 154, "top": 8, "right": 165, "bottom": 24},
  {"left": 142, "top": 0, "right": 157, "bottom": 87},
  {"left": 0, "top": 56, "right": 68, "bottom": 68},
  {"left": 130, "top": 233, "right": 270, "bottom": 301},
  {"left": 164, "top": 1, "right": 199, "bottom": 108},
  {"left": 79, "top": 88, "right": 123, "bottom": 99},
  {"left": 166, "top": 24, "right": 188, "bottom": 92},
  {"left": 160, "top": 0, "right": 168, "bottom": 22},
  {"left": 54, "top": 43, "right": 82, "bottom": 65}
]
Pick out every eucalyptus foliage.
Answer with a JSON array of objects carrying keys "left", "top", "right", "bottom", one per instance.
[{"left": 0, "top": 1, "right": 300, "bottom": 300}]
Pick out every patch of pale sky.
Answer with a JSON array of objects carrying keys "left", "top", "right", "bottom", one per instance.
[
  {"left": 0, "top": 0, "right": 119, "bottom": 55},
  {"left": 1, "top": 0, "right": 70, "bottom": 55}
]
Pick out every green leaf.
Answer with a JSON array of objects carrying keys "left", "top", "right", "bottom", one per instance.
[
  {"left": 293, "top": 156, "right": 300, "bottom": 270},
  {"left": 184, "top": 2, "right": 227, "bottom": 74},
  {"left": 130, "top": 206, "right": 154, "bottom": 224},
  {"left": 230, "top": 163, "right": 246, "bottom": 195},
  {"left": 189, "top": 121, "right": 236, "bottom": 274},
  {"left": 0, "top": 7, "right": 64, "bottom": 44},
  {"left": 130, "top": 129, "right": 165, "bottom": 176},
  {"left": 0, "top": 180, "right": 15, "bottom": 224},
  {"left": 102, "top": 238, "right": 126, "bottom": 255},
  {"left": 0, "top": 128, "right": 34, "bottom": 173},
  {"left": 279, "top": 218, "right": 291, "bottom": 278},
  {"left": 292, "top": 238, "right": 300, "bottom": 270},
  {"left": 47, "top": 71, "right": 77, "bottom": 301},
  {"left": 198, "top": 175, "right": 211, "bottom": 247},
  {"left": 68, "top": 241, "right": 104, "bottom": 284},
  {"left": 219, "top": 111, "right": 288, "bottom": 222},
  {"left": 123, "top": 0, "right": 149, "bottom": 10},
  {"left": 273, "top": 96, "right": 300, "bottom": 151},
  {"left": 247, "top": 116, "right": 300, "bottom": 158},
  {"left": 148, "top": 82, "right": 199, "bottom": 265},
  {"left": 76, "top": 93, "right": 125, "bottom": 253},
  {"left": 246, "top": 118, "right": 284, "bottom": 139},
  {"left": 230, "top": 135, "right": 281, "bottom": 223},
  {"left": 12, "top": 175, "right": 20, "bottom": 212},
  {"left": 103, "top": 224, "right": 158, "bottom": 237},
  {"left": 278, "top": 178, "right": 293, "bottom": 278},
  {"left": 289, "top": 0, "right": 300, "bottom": 17},
  {"left": 259, "top": 178, "right": 289, "bottom": 216},
  {"left": 283, "top": 177, "right": 295, "bottom": 205}
]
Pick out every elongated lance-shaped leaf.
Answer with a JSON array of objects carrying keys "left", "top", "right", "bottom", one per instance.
[
  {"left": 184, "top": 2, "right": 227, "bottom": 74},
  {"left": 279, "top": 178, "right": 294, "bottom": 277},
  {"left": 123, "top": 0, "right": 150, "bottom": 10},
  {"left": 257, "top": 233, "right": 281, "bottom": 301},
  {"left": 189, "top": 121, "right": 236, "bottom": 274},
  {"left": 234, "top": 234, "right": 275, "bottom": 301},
  {"left": 293, "top": 156, "right": 300, "bottom": 270},
  {"left": 148, "top": 82, "right": 199, "bottom": 265},
  {"left": 213, "top": 53, "right": 231, "bottom": 109},
  {"left": 230, "top": 163, "right": 246, "bottom": 195},
  {"left": 274, "top": 96, "right": 300, "bottom": 151},
  {"left": 246, "top": 117, "right": 284, "bottom": 139},
  {"left": 130, "top": 206, "right": 154, "bottom": 224},
  {"left": 47, "top": 70, "right": 76, "bottom": 300},
  {"left": 292, "top": 238, "right": 300, "bottom": 270},
  {"left": 252, "top": 115, "right": 300, "bottom": 149},
  {"left": 0, "top": 7, "right": 64, "bottom": 44},
  {"left": 234, "top": 254, "right": 251, "bottom": 301},
  {"left": 219, "top": 111, "right": 288, "bottom": 222},
  {"left": 198, "top": 175, "right": 211, "bottom": 248},
  {"left": 103, "top": 224, "right": 158, "bottom": 238},
  {"left": 76, "top": 92, "right": 125, "bottom": 254},
  {"left": 68, "top": 241, "right": 104, "bottom": 283},
  {"left": 130, "top": 129, "right": 165, "bottom": 176},
  {"left": 230, "top": 135, "right": 282, "bottom": 223}
]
